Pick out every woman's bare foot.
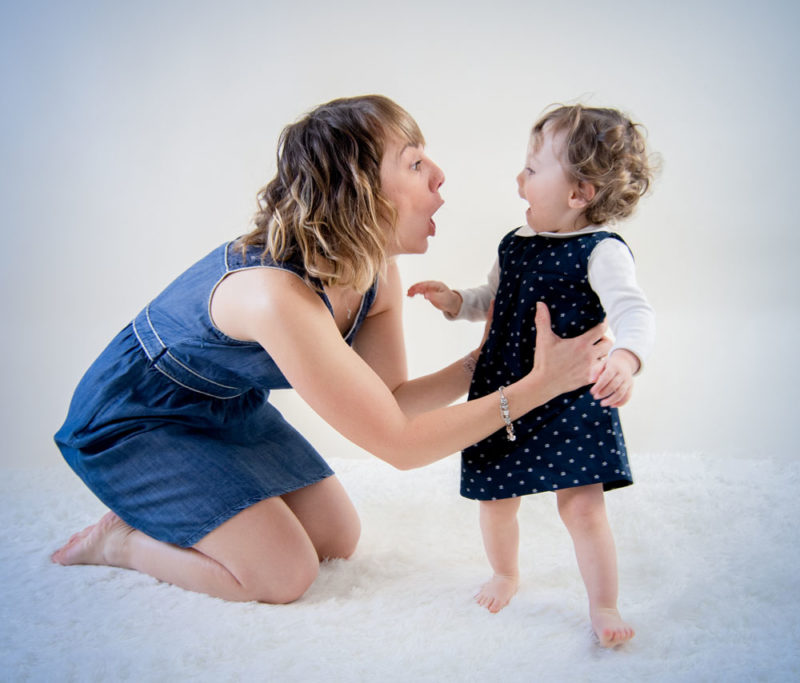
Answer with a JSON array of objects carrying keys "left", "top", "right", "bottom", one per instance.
[
  {"left": 474, "top": 574, "right": 518, "bottom": 613},
  {"left": 591, "top": 607, "right": 635, "bottom": 647},
  {"left": 51, "top": 512, "right": 134, "bottom": 568}
]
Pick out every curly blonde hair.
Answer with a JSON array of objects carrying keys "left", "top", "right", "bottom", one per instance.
[
  {"left": 242, "top": 95, "right": 425, "bottom": 293},
  {"left": 532, "top": 105, "right": 653, "bottom": 225}
]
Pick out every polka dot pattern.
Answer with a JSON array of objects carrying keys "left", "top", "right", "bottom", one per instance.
[{"left": 461, "top": 229, "right": 633, "bottom": 500}]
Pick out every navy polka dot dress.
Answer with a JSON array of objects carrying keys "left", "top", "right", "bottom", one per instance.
[{"left": 461, "top": 228, "right": 634, "bottom": 501}]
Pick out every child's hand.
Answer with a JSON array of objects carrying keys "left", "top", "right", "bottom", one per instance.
[
  {"left": 590, "top": 349, "right": 640, "bottom": 408},
  {"left": 407, "top": 281, "right": 463, "bottom": 317}
]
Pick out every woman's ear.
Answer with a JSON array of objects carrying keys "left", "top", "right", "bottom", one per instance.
[{"left": 569, "top": 181, "right": 596, "bottom": 209}]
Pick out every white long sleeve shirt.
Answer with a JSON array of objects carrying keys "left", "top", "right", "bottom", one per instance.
[{"left": 446, "top": 225, "right": 655, "bottom": 369}]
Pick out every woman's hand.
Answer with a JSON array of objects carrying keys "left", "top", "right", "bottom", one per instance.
[{"left": 529, "top": 302, "right": 611, "bottom": 397}]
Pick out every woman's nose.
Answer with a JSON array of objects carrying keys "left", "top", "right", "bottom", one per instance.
[{"left": 430, "top": 163, "right": 445, "bottom": 191}]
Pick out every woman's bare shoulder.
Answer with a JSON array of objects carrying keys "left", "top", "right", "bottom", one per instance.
[{"left": 210, "top": 266, "right": 323, "bottom": 341}]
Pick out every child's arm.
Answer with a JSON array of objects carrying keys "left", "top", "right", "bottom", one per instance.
[
  {"left": 406, "top": 281, "right": 464, "bottom": 317},
  {"left": 588, "top": 238, "right": 656, "bottom": 408},
  {"left": 408, "top": 260, "right": 500, "bottom": 322}
]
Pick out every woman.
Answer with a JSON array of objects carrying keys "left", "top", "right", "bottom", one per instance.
[{"left": 52, "top": 95, "right": 611, "bottom": 603}]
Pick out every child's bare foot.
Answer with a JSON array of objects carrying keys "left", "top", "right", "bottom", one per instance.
[
  {"left": 51, "top": 512, "right": 134, "bottom": 568},
  {"left": 474, "top": 574, "right": 518, "bottom": 613},
  {"left": 591, "top": 607, "right": 635, "bottom": 647}
]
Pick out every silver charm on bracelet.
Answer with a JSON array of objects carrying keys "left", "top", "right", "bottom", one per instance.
[{"left": 498, "top": 386, "right": 516, "bottom": 441}]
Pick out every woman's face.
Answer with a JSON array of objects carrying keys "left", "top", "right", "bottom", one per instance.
[{"left": 379, "top": 138, "right": 445, "bottom": 256}]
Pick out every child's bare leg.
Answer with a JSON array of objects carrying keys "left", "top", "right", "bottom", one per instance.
[
  {"left": 556, "top": 484, "right": 634, "bottom": 647},
  {"left": 475, "top": 497, "right": 521, "bottom": 613}
]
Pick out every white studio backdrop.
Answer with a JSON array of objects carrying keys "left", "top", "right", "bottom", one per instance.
[{"left": 1, "top": 0, "right": 798, "bottom": 468}]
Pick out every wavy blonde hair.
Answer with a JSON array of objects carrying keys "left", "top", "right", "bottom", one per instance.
[
  {"left": 533, "top": 105, "right": 653, "bottom": 225},
  {"left": 242, "top": 95, "right": 424, "bottom": 293}
]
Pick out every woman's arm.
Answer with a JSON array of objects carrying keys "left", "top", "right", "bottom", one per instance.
[
  {"left": 211, "top": 266, "right": 609, "bottom": 470},
  {"left": 354, "top": 260, "right": 477, "bottom": 416}
]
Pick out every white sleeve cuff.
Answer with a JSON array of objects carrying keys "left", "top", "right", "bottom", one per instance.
[{"left": 444, "top": 259, "right": 500, "bottom": 322}]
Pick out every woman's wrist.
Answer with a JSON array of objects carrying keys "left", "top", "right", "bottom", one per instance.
[
  {"left": 497, "top": 386, "right": 516, "bottom": 441},
  {"left": 510, "top": 368, "right": 560, "bottom": 417}
]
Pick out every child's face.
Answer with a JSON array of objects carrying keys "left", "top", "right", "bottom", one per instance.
[{"left": 516, "top": 128, "right": 586, "bottom": 233}]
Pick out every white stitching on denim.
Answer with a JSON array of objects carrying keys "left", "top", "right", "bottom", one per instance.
[
  {"left": 144, "top": 306, "right": 168, "bottom": 350},
  {"left": 164, "top": 351, "right": 240, "bottom": 390},
  {"left": 149, "top": 363, "right": 243, "bottom": 399},
  {"left": 131, "top": 315, "right": 155, "bottom": 361},
  {"left": 135, "top": 301, "right": 242, "bottom": 394}
]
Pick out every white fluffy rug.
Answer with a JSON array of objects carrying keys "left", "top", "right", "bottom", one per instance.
[{"left": 2, "top": 452, "right": 798, "bottom": 682}]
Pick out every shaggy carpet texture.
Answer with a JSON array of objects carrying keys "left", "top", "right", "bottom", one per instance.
[{"left": 1, "top": 452, "right": 798, "bottom": 682}]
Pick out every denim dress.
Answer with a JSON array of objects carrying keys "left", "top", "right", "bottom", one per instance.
[
  {"left": 461, "top": 228, "right": 633, "bottom": 501},
  {"left": 55, "top": 240, "right": 378, "bottom": 547}
]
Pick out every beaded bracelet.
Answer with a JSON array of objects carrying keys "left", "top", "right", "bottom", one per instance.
[{"left": 497, "top": 386, "right": 516, "bottom": 441}]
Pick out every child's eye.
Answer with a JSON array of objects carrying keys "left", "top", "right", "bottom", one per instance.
[{"left": 411, "top": 160, "right": 422, "bottom": 171}]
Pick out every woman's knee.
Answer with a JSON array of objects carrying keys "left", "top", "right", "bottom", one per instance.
[
  {"left": 196, "top": 497, "right": 322, "bottom": 603},
  {"left": 259, "top": 559, "right": 319, "bottom": 604},
  {"left": 319, "top": 511, "right": 361, "bottom": 560},
  {"left": 281, "top": 475, "right": 362, "bottom": 560},
  {"left": 241, "top": 551, "right": 320, "bottom": 604}
]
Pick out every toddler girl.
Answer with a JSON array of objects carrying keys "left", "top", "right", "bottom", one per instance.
[{"left": 408, "top": 105, "right": 655, "bottom": 647}]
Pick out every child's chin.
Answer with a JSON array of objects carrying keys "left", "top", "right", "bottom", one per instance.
[{"left": 525, "top": 208, "right": 536, "bottom": 227}]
